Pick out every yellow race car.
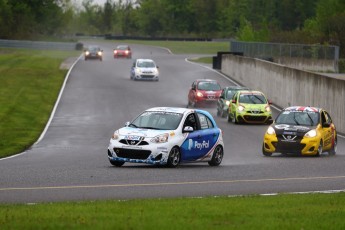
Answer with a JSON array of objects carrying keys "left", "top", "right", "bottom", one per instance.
[{"left": 262, "top": 106, "right": 337, "bottom": 156}]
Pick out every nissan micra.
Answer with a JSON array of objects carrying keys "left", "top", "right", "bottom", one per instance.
[
  {"left": 107, "top": 107, "right": 224, "bottom": 167},
  {"left": 262, "top": 106, "right": 337, "bottom": 156}
]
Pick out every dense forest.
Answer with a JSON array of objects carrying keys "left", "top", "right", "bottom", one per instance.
[{"left": 0, "top": 0, "right": 344, "bottom": 56}]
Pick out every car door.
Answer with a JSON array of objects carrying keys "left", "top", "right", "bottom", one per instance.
[
  {"left": 180, "top": 112, "right": 219, "bottom": 161},
  {"left": 321, "top": 111, "right": 334, "bottom": 150},
  {"left": 229, "top": 92, "right": 238, "bottom": 117},
  {"left": 217, "top": 88, "right": 226, "bottom": 111}
]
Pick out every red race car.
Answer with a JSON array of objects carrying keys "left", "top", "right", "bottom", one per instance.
[
  {"left": 188, "top": 79, "right": 222, "bottom": 107},
  {"left": 114, "top": 45, "right": 132, "bottom": 59}
]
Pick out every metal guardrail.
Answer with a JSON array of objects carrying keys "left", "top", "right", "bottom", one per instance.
[{"left": 0, "top": 39, "right": 78, "bottom": 50}]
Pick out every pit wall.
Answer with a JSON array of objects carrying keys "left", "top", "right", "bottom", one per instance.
[{"left": 221, "top": 54, "right": 345, "bottom": 134}]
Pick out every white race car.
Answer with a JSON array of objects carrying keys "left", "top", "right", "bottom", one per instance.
[
  {"left": 107, "top": 107, "right": 224, "bottom": 167},
  {"left": 130, "top": 59, "right": 159, "bottom": 81}
]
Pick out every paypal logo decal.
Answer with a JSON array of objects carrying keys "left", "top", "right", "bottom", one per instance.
[{"left": 188, "top": 139, "right": 209, "bottom": 150}]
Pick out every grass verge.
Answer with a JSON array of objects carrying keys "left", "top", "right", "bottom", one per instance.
[
  {"left": 119, "top": 40, "right": 229, "bottom": 54},
  {"left": 1, "top": 193, "right": 345, "bottom": 229},
  {"left": 0, "top": 48, "right": 80, "bottom": 158}
]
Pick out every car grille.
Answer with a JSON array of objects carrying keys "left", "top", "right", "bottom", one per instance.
[
  {"left": 113, "top": 148, "right": 151, "bottom": 160},
  {"left": 119, "top": 139, "right": 149, "bottom": 146},
  {"left": 274, "top": 134, "right": 305, "bottom": 153},
  {"left": 247, "top": 110, "right": 264, "bottom": 114},
  {"left": 243, "top": 115, "right": 267, "bottom": 122},
  {"left": 140, "top": 74, "right": 155, "bottom": 79}
]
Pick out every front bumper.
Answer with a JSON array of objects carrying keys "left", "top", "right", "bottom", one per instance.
[
  {"left": 236, "top": 111, "right": 272, "bottom": 124},
  {"left": 108, "top": 141, "right": 170, "bottom": 165},
  {"left": 133, "top": 74, "right": 159, "bottom": 81},
  {"left": 263, "top": 134, "right": 320, "bottom": 155}
]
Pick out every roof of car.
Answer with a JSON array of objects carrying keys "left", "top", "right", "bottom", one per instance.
[
  {"left": 238, "top": 90, "right": 264, "bottom": 95},
  {"left": 196, "top": 79, "right": 218, "bottom": 82},
  {"left": 136, "top": 58, "right": 154, "bottom": 62},
  {"left": 283, "top": 106, "right": 322, "bottom": 112},
  {"left": 146, "top": 107, "right": 192, "bottom": 114},
  {"left": 225, "top": 86, "right": 250, "bottom": 90}
]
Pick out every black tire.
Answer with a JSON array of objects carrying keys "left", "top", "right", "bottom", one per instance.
[
  {"left": 109, "top": 159, "right": 125, "bottom": 167},
  {"left": 262, "top": 144, "right": 272, "bottom": 156},
  {"left": 221, "top": 110, "right": 227, "bottom": 118},
  {"left": 167, "top": 147, "right": 181, "bottom": 168},
  {"left": 231, "top": 112, "right": 238, "bottom": 124},
  {"left": 227, "top": 113, "right": 231, "bottom": 123},
  {"left": 329, "top": 137, "right": 337, "bottom": 156},
  {"left": 208, "top": 145, "right": 223, "bottom": 166},
  {"left": 315, "top": 140, "right": 323, "bottom": 157},
  {"left": 216, "top": 108, "right": 221, "bottom": 117}
]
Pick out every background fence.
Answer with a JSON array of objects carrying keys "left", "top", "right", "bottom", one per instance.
[
  {"left": 0, "top": 39, "right": 79, "bottom": 50},
  {"left": 230, "top": 41, "right": 339, "bottom": 72}
]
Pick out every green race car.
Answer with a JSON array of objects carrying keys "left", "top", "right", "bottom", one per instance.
[
  {"left": 216, "top": 86, "right": 249, "bottom": 118},
  {"left": 227, "top": 90, "right": 273, "bottom": 124}
]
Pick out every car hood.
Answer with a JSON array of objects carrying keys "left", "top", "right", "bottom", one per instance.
[
  {"left": 272, "top": 124, "right": 316, "bottom": 135},
  {"left": 241, "top": 103, "right": 268, "bottom": 110},
  {"left": 117, "top": 127, "right": 172, "bottom": 138}
]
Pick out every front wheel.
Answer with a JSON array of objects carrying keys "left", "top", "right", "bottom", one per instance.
[
  {"left": 315, "top": 140, "right": 323, "bottom": 157},
  {"left": 262, "top": 144, "right": 272, "bottom": 156},
  {"left": 208, "top": 145, "right": 223, "bottom": 166},
  {"left": 109, "top": 160, "right": 125, "bottom": 167},
  {"left": 167, "top": 147, "right": 181, "bottom": 168}
]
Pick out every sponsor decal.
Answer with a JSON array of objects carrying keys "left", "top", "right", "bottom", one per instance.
[
  {"left": 124, "top": 135, "right": 142, "bottom": 141},
  {"left": 188, "top": 139, "right": 210, "bottom": 150}
]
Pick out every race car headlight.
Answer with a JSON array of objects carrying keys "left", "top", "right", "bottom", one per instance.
[
  {"left": 196, "top": 92, "right": 203, "bottom": 97},
  {"left": 85, "top": 51, "right": 90, "bottom": 55},
  {"left": 266, "top": 126, "right": 275, "bottom": 135},
  {"left": 111, "top": 131, "right": 119, "bottom": 140},
  {"left": 305, "top": 129, "right": 317, "bottom": 138},
  {"left": 265, "top": 105, "right": 271, "bottom": 112},
  {"left": 225, "top": 100, "right": 230, "bottom": 106},
  {"left": 151, "top": 133, "right": 169, "bottom": 143},
  {"left": 97, "top": 51, "right": 102, "bottom": 56},
  {"left": 238, "top": 105, "right": 245, "bottom": 112}
]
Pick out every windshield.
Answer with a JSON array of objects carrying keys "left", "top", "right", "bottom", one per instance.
[
  {"left": 117, "top": 46, "right": 128, "bottom": 50},
  {"left": 197, "top": 82, "right": 221, "bottom": 91},
  {"left": 130, "top": 111, "right": 183, "bottom": 130},
  {"left": 137, "top": 61, "right": 155, "bottom": 68},
  {"left": 275, "top": 111, "right": 319, "bottom": 126},
  {"left": 239, "top": 94, "right": 267, "bottom": 104}
]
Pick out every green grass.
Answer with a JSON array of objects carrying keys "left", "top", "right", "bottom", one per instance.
[
  {"left": 110, "top": 39, "right": 229, "bottom": 54},
  {"left": 1, "top": 193, "right": 345, "bottom": 229},
  {"left": 0, "top": 48, "right": 80, "bottom": 158}
]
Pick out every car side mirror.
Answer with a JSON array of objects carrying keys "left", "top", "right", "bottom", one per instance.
[
  {"left": 323, "top": 122, "right": 331, "bottom": 128},
  {"left": 183, "top": 126, "right": 194, "bottom": 133},
  {"left": 268, "top": 100, "right": 272, "bottom": 105},
  {"left": 125, "top": 121, "right": 130, "bottom": 127},
  {"left": 232, "top": 99, "right": 236, "bottom": 103}
]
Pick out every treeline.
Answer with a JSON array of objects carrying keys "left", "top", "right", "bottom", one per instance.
[{"left": 0, "top": 0, "right": 345, "bottom": 56}]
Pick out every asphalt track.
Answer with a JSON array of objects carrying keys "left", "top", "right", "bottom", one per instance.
[{"left": 0, "top": 42, "right": 344, "bottom": 203}]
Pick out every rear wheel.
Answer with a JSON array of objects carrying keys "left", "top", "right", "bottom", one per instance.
[
  {"left": 208, "top": 145, "right": 223, "bottom": 166},
  {"left": 329, "top": 137, "right": 337, "bottom": 156},
  {"left": 167, "top": 147, "right": 180, "bottom": 168}
]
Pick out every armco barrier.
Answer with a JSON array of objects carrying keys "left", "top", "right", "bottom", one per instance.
[
  {"left": 0, "top": 39, "right": 78, "bottom": 50},
  {"left": 221, "top": 54, "right": 345, "bottom": 134}
]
